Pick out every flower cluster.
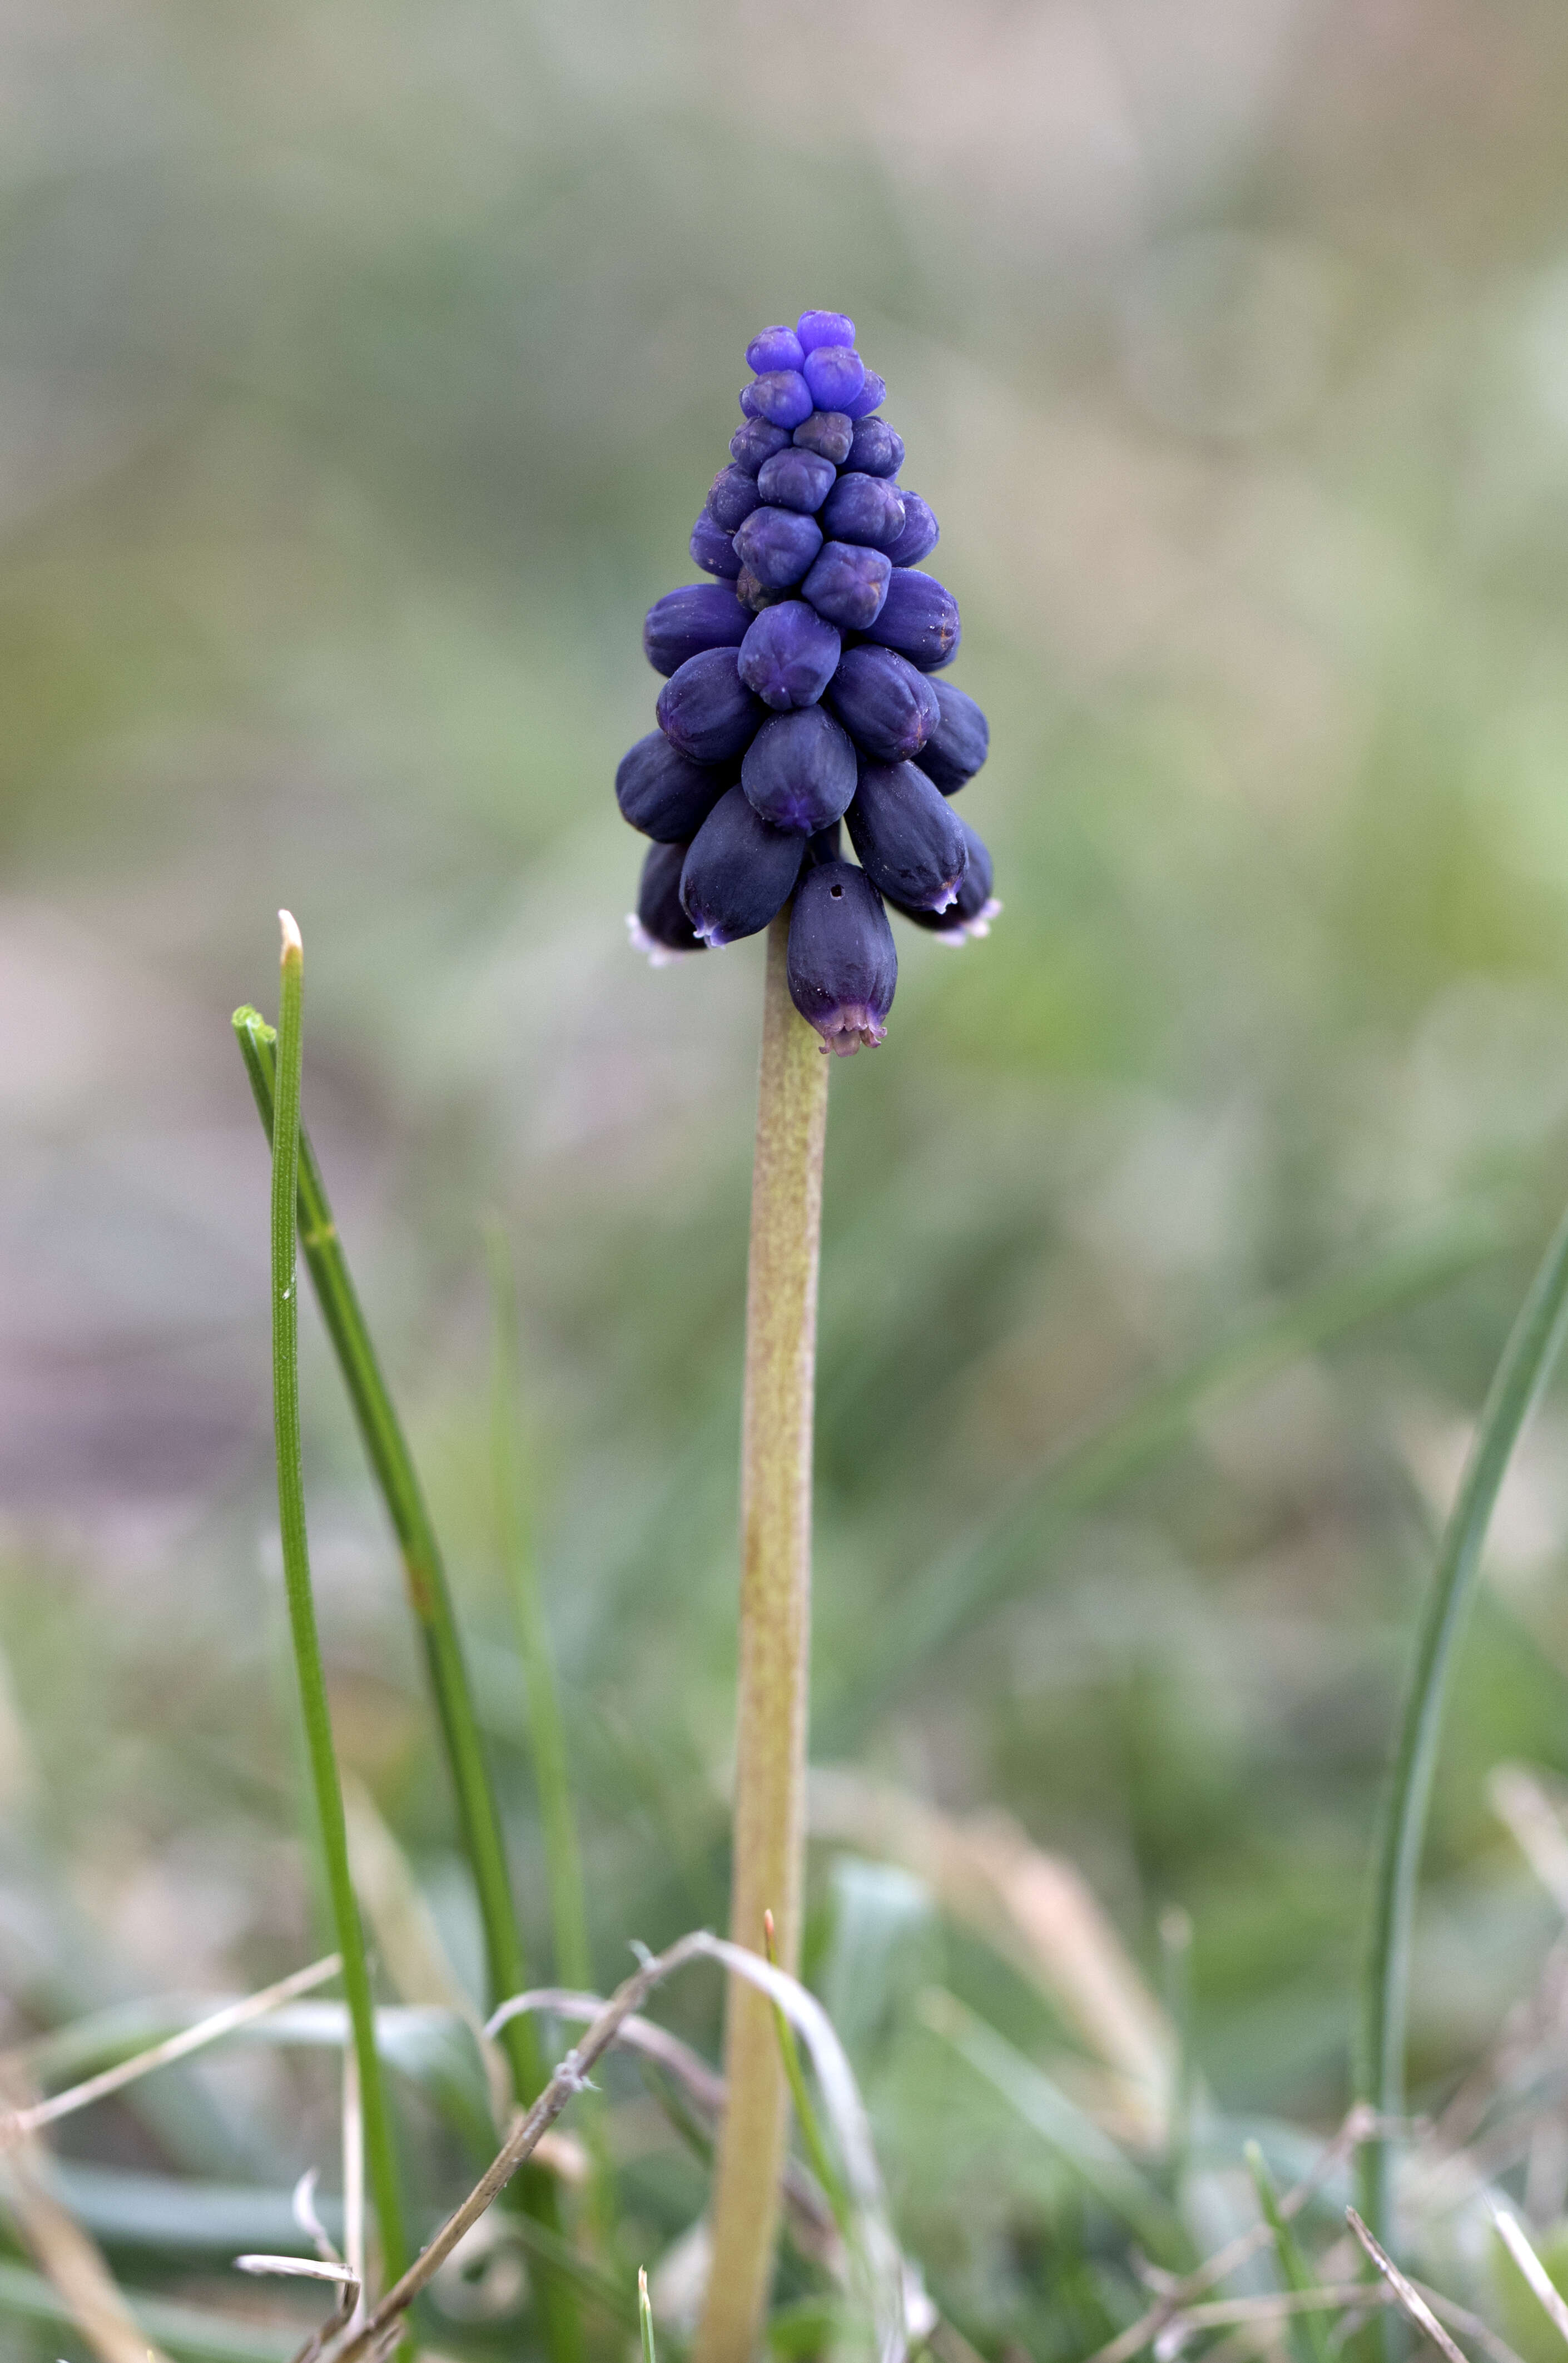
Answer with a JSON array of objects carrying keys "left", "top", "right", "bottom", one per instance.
[{"left": 619, "top": 309, "right": 997, "bottom": 1055}]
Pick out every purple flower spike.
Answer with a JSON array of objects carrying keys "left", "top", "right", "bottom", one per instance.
[
  {"left": 847, "top": 416, "right": 904, "bottom": 479},
  {"left": 846, "top": 760, "right": 968, "bottom": 911},
  {"left": 821, "top": 473, "right": 906, "bottom": 552},
  {"left": 629, "top": 840, "right": 706, "bottom": 964},
  {"left": 747, "top": 324, "right": 805, "bottom": 374},
  {"left": 825, "top": 645, "right": 939, "bottom": 760},
  {"left": 617, "top": 731, "right": 735, "bottom": 841},
  {"left": 643, "top": 582, "right": 750, "bottom": 677},
  {"left": 787, "top": 860, "right": 897, "bottom": 1056},
  {"left": 862, "top": 568, "right": 961, "bottom": 668},
  {"left": 892, "top": 818, "right": 1000, "bottom": 942},
  {"left": 793, "top": 410, "right": 855, "bottom": 463},
  {"left": 656, "top": 647, "right": 765, "bottom": 763},
  {"left": 841, "top": 370, "right": 887, "bottom": 420},
  {"left": 745, "top": 370, "right": 815, "bottom": 429},
  {"left": 732, "top": 504, "right": 825, "bottom": 590},
  {"left": 690, "top": 512, "right": 742, "bottom": 579},
  {"left": 681, "top": 783, "right": 806, "bottom": 945},
  {"left": 912, "top": 681, "right": 989, "bottom": 794},
  {"left": 756, "top": 445, "right": 837, "bottom": 514},
  {"left": 802, "top": 541, "right": 892, "bottom": 632},
  {"left": 802, "top": 345, "right": 867, "bottom": 411},
  {"left": 796, "top": 309, "right": 856, "bottom": 354},
  {"left": 742, "top": 707, "right": 857, "bottom": 833},
  {"left": 707, "top": 464, "right": 762, "bottom": 532},
  {"left": 738, "top": 602, "right": 841, "bottom": 711},
  {"left": 885, "top": 493, "right": 940, "bottom": 568},
  {"left": 730, "top": 417, "right": 793, "bottom": 476}
]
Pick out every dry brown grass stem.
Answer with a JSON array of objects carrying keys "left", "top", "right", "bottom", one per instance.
[
  {"left": 0, "top": 2085, "right": 171, "bottom": 2363},
  {"left": 1346, "top": 2207, "right": 1469, "bottom": 2363}
]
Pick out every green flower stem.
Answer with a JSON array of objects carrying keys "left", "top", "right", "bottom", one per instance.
[
  {"left": 232, "top": 1004, "right": 581, "bottom": 2363},
  {"left": 266, "top": 915, "right": 406, "bottom": 2292},
  {"left": 696, "top": 914, "right": 830, "bottom": 2363},
  {"left": 1357, "top": 1193, "right": 1568, "bottom": 2248}
]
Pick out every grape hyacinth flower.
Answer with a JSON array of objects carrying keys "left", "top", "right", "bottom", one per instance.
[{"left": 617, "top": 306, "right": 998, "bottom": 1056}]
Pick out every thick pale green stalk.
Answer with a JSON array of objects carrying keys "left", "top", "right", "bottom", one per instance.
[
  {"left": 233, "top": 1007, "right": 580, "bottom": 2363},
  {"left": 267, "top": 914, "right": 407, "bottom": 2292},
  {"left": 696, "top": 915, "right": 829, "bottom": 2363},
  {"left": 1357, "top": 1193, "right": 1568, "bottom": 2248}
]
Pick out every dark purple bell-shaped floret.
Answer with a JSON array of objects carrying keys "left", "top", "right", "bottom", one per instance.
[
  {"left": 807, "top": 817, "right": 842, "bottom": 865},
  {"left": 617, "top": 731, "right": 735, "bottom": 841},
  {"left": 793, "top": 410, "right": 855, "bottom": 463},
  {"left": 912, "top": 681, "right": 990, "bottom": 795},
  {"left": 742, "top": 707, "right": 857, "bottom": 833},
  {"left": 797, "top": 310, "right": 855, "bottom": 353},
  {"left": 884, "top": 493, "right": 940, "bottom": 569},
  {"left": 743, "top": 370, "right": 814, "bottom": 429},
  {"left": 656, "top": 648, "right": 765, "bottom": 763},
  {"left": 681, "top": 784, "right": 806, "bottom": 946},
  {"left": 757, "top": 445, "right": 837, "bottom": 514},
  {"left": 787, "top": 860, "right": 897, "bottom": 1056},
  {"left": 629, "top": 840, "right": 706, "bottom": 964},
  {"left": 747, "top": 325, "right": 805, "bottom": 374},
  {"left": 863, "top": 568, "right": 960, "bottom": 668},
  {"left": 847, "top": 760, "right": 968, "bottom": 911},
  {"left": 643, "top": 582, "right": 750, "bottom": 677},
  {"left": 732, "top": 504, "right": 825, "bottom": 591},
  {"left": 802, "top": 345, "right": 867, "bottom": 411},
  {"left": 738, "top": 602, "right": 841, "bottom": 711},
  {"left": 802, "top": 542, "right": 892, "bottom": 632},
  {"left": 690, "top": 512, "right": 742, "bottom": 579},
  {"left": 892, "top": 818, "right": 999, "bottom": 942},
  {"left": 825, "top": 646, "right": 940, "bottom": 761},
  {"left": 730, "top": 417, "right": 793, "bottom": 475},
  {"left": 707, "top": 464, "right": 762, "bottom": 532},
  {"left": 841, "top": 370, "right": 886, "bottom": 420},
  {"left": 847, "top": 416, "right": 904, "bottom": 479},
  {"left": 821, "top": 473, "right": 906, "bottom": 552}
]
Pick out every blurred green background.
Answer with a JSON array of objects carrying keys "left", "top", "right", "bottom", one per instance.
[{"left": 8, "top": 0, "right": 1568, "bottom": 2351}]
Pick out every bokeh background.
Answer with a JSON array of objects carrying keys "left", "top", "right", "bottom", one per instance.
[{"left": 8, "top": 0, "right": 1568, "bottom": 2351}]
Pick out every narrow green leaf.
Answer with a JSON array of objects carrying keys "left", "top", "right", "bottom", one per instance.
[{"left": 1247, "top": 2138, "right": 1332, "bottom": 2363}]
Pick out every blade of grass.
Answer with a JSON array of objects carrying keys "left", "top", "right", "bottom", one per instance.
[
  {"left": 639, "top": 2266, "right": 656, "bottom": 2363},
  {"left": 1356, "top": 1196, "right": 1568, "bottom": 2250},
  {"left": 266, "top": 915, "right": 406, "bottom": 2294},
  {"left": 0, "top": 2258, "right": 297, "bottom": 2363},
  {"left": 1247, "top": 2140, "right": 1332, "bottom": 2363},
  {"left": 763, "top": 1909, "right": 850, "bottom": 2239},
  {"left": 232, "top": 1000, "right": 581, "bottom": 2360}
]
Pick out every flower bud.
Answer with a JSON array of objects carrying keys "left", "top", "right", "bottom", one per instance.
[
  {"left": 656, "top": 648, "right": 765, "bottom": 763},
  {"left": 732, "top": 504, "right": 825, "bottom": 590},
  {"left": 643, "top": 582, "right": 751, "bottom": 677},
  {"left": 617, "top": 731, "right": 735, "bottom": 840},
  {"left": 846, "top": 760, "right": 968, "bottom": 911},
  {"left": 842, "top": 370, "right": 887, "bottom": 420},
  {"left": 730, "top": 417, "right": 793, "bottom": 475},
  {"left": 801, "top": 541, "right": 892, "bottom": 631},
  {"left": 738, "top": 602, "right": 842, "bottom": 711},
  {"left": 689, "top": 512, "right": 741, "bottom": 578},
  {"left": 744, "top": 370, "right": 814, "bottom": 429},
  {"left": 681, "top": 784, "right": 806, "bottom": 945},
  {"left": 884, "top": 493, "right": 940, "bottom": 568},
  {"left": 825, "top": 645, "right": 939, "bottom": 761},
  {"left": 707, "top": 464, "right": 762, "bottom": 532},
  {"left": 786, "top": 860, "right": 897, "bottom": 1056},
  {"left": 628, "top": 840, "right": 706, "bottom": 963},
  {"left": 756, "top": 445, "right": 837, "bottom": 514},
  {"left": 796, "top": 310, "right": 856, "bottom": 353},
  {"left": 736, "top": 565, "right": 789, "bottom": 613},
  {"left": 862, "top": 568, "right": 960, "bottom": 668},
  {"left": 912, "top": 681, "right": 989, "bottom": 794},
  {"left": 821, "top": 472, "right": 906, "bottom": 552},
  {"left": 793, "top": 410, "right": 855, "bottom": 463},
  {"left": 802, "top": 345, "right": 867, "bottom": 411},
  {"left": 741, "top": 707, "right": 857, "bottom": 833},
  {"left": 893, "top": 818, "right": 999, "bottom": 941},
  {"left": 847, "top": 416, "right": 904, "bottom": 478},
  {"left": 747, "top": 325, "right": 805, "bottom": 374}
]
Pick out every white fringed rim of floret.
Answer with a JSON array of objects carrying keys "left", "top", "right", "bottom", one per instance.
[
  {"left": 816, "top": 1005, "right": 889, "bottom": 1056},
  {"left": 931, "top": 896, "right": 1003, "bottom": 947},
  {"left": 626, "top": 914, "right": 699, "bottom": 968}
]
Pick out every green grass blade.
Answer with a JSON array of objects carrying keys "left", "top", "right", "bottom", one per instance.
[
  {"left": 265, "top": 915, "right": 406, "bottom": 2291},
  {"left": 233, "top": 1001, "right": 583, "bottom": 2362},
  {"left": 1357, "top": 1194, "right": 1568, "bottom": 2247},
  {"left": 762, "top": 1911, "right": 850, "bottom": 2237},
  {"left": 638, "top": 2267, "right": 656, "bottom": 2363},
  {"left": 1247, "top": 2139, "right": 1332, "bottom": 2363},
  {"left": 0, "top": 2257, "right": 297, "bottom": 2363}
]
